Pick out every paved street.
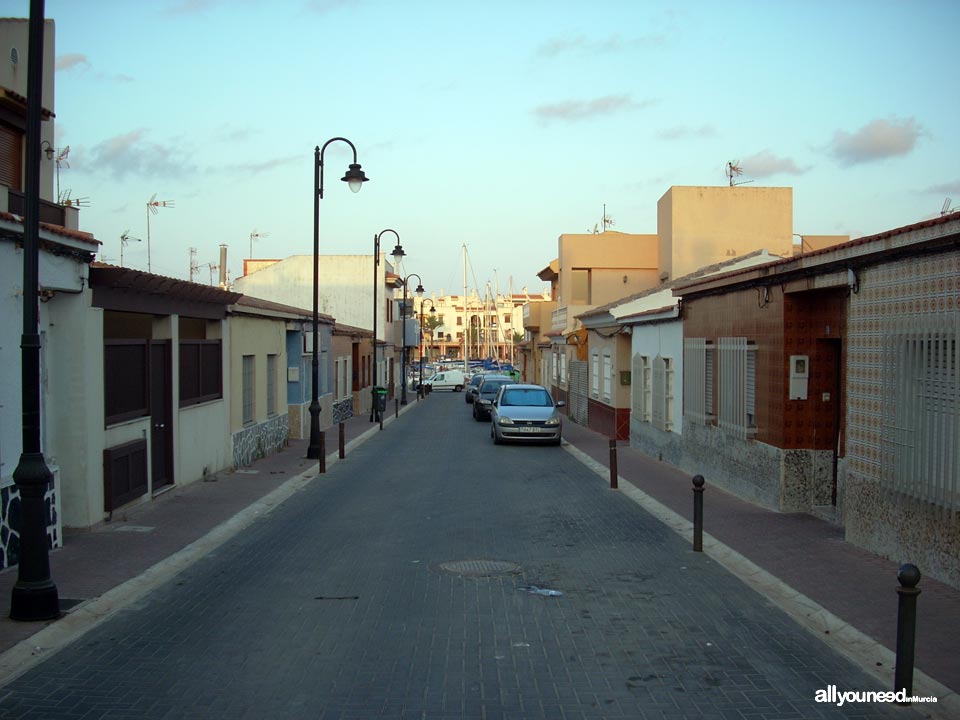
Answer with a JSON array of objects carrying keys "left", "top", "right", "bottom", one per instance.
[{"left": 0, "top": 393, "right": 928, "bottom": 719}]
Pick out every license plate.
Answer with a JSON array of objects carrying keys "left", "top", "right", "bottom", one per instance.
[{"left": 517, "top": 426, "right": 539, "bottom": 433}]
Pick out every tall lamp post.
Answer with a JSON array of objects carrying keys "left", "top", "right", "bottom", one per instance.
[
  {"left": 10, "top": 0, "right": 59, "bottom": 621},
  {"left": 400, "top": 274, "right": 425, "bottom": 405},
  {"left": 307, "top": 138, "right": 369, "bottom": 460},
  {"left": 371, "top": 230, "right": 405, "bottom": 421},
  {"left": 419, "top": 300, "right": 436, "bottom": 399}
]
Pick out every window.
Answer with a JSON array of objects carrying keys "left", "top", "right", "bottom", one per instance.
[
  {"left": 683, "top": 339, "right": 714, "bottom": 425},
  {"left": 602, "top": 353, "right": 612, "bottom": 402},
  {"left": 881, "top": 322, "right": 958, "bottom": 511},
  {"left": 105, "top": 340, "right": 149, "bottom": 425},
  {"left": 652, "top": 355, "right": 675, "bottom": 432},
  {"left": 457, "top": 316, "right": 463, "bottom": 326},
  {"left": 267, "top": 354, "right": 277, "bottom": 416},
  {"left": 717, "top": 337, "right": 756, "bottom": 439},
  {"left": 179, "top": 340, "right": 223, "bottom": 407},
  {"left": 633, "top": 354, "right": 651, "bottom": 422},
  {"left": 591, "top": 352, "right": 599, "bottom": 398},
  {"left": 559, "top": 351, "right": 567, "bottom": 385},
  {"left": 571, "top": 269, "right": 591, "bottom": 304},
  {"left": 503, "top": 314, "right": 511, "bottom": 326},
  {"left": 242, "top": 355, "right": 255, "bottom": 424}
]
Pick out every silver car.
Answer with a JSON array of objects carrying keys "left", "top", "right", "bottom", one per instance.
[{"left": 489, "top": 384, "right": 565, "bottom": 445}]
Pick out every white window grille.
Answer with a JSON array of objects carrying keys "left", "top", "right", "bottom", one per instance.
[
  {"left": 602, "top": 353, "right": 612, "bottom": 402},
  {"left": 718, "top": 337, "right": 756, "bottom": 439},
  {"left": 652, "top": 355, "right": 674, "bottom": 432},
  {"left": 683, "top": 339, "right": 714, "bottom": 424},
  {"left": 881, "top": 315, "right": 959, "bottom": 511},
  {"left": 591, "top": 352, "right": 599, "bottom": 399},
  {"left": 632, "top": 354, "right": 651, "bottom": 422},
  {"left": 559, "top": 351, "right": 567, "bottom": 385},
  {"left": 242, "top": 355, "right": 255, "bottom": 424}
]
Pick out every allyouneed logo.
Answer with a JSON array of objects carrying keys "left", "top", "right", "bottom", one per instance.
[{"left": 815, "top": 685, "right": 938, "bottom": 707}]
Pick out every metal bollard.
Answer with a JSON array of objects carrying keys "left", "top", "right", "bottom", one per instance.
[
  {"left": 395, "top": 398, "right": 399, "bottom": 418},
  {"left": 339, "top": 422, "right": 345, "bottom": 459},
  {"left": 608, "top": 439, "right": 618, "bottom": 490},
  {"left": 894, "top": 563, "right": 921, "bottom": 702},
  {"left": 318, "top": 432, "right": 326, "bottom": 474},
  {"left": 692, "top": 474, "right": 705, "bottom": 552}
]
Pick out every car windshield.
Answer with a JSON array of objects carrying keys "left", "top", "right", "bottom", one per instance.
[
  {"left": 480, "top": 381, "right": 508, "bottom": 396},
  {"left": 501, "top": 389, "right": 552, "bottom": 407}
]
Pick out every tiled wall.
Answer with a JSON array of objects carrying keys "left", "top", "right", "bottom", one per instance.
[{"left": 843, "top": 250, "right": 960, "bottom": 588}]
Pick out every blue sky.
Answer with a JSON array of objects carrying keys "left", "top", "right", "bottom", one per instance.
[{"left": 27, "top": 0, "right": 960, "bottom": 297}]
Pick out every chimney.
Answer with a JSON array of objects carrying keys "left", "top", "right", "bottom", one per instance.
[{"left": 219, "top": 244, "right": 228, "bottom": 288}]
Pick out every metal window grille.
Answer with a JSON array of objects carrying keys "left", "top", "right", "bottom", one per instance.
[
  {"left": 718, "top": 337, "right": 755, "bottom": 439},
  {"left": 683, "top": 339, "right": 714, "bottom": 424},
  {"left": 633, "top": 354, "right": 652, "bottom": 422},
  {"left": 242, "top": 355, "right": 255, "bottom": 424},
  {"left": 881, "top": 315, "right": 959, "bottom": 512},
  {"left": 590, "top": 352, "right": 598, "bottom": 397},
  {"left": 652, "top": 355, "right": 674, "bottom": 432},
  {"left": 602, "top": 353, "right": 612, "bottom": 402}
]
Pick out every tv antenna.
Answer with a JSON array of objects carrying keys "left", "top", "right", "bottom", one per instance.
[
  {"left": 146, "top": 193, "right": 175, "bottom": 273},
  {"left": 726, "top": 160, "right": 753, "bottom": 187},
  {"left": 602, "top": 203, "right": 614, "bottom": 231},
  {"left": 120, "top": 229, "right": 142, "bottom": 268},
  {"left": 941, "top": 198, "right": 955, "bottom": 216},
  {"left": 54, "top": 145, "right": 70, "bottom": 203},
  {"left": 249, "top": 229, "right": 270, "bottom": 259},
  {"left": 58, "top": 190, "right": 90, "bottom": 208}
]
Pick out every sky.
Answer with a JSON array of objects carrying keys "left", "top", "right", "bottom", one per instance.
[{"left": 17, "top": 0, "right": 960, "bottom": 298}]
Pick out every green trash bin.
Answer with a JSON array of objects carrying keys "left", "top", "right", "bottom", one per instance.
[{"left": 374, "top": 386, "right": 388, "bottom": 411}]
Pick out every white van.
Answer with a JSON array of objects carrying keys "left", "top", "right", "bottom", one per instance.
[{"left": 423, "top": 370, "right": 466, "bottom": 392}]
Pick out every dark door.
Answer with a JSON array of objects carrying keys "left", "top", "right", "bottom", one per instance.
[
  {"left": 150, "top": 341, "right": 174, "bottom": 491},
  {"left": 819, "top": 338, "right": 843, "bottom": 506}
]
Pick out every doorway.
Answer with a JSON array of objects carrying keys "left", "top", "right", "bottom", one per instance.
[{"left": 150, "top": 341, "right": 174, "bottom": 491}]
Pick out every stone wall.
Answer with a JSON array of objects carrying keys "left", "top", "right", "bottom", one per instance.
[{"left": 232, "top": 414, "right": 290, "bottom": 469}]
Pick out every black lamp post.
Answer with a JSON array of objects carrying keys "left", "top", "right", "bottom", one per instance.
[
  {"left": 307, "top": 138, "right": 368, "bottom": 460},
  {"left": 419, "top": 300, "right": 436, "bottom": 399},
  {"left": 371, "top": 230, "right": 405, "bottom": 421},
  {"left": 10, "top": 0, "right": 59, "bottom": 621},
  {"left": 400, "top": 274, "right": 424, "bottom": 405}
]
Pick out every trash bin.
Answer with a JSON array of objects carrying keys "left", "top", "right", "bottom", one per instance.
[{"left": 374, "top": 386, "right": 388, "bottom": 411}]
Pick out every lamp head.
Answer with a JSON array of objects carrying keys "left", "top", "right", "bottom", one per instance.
[
  {"left": 391, "top": 244, "right": 405, "bottom": 263},
  {"left": 414, "top": 283, "right": 425, "bottom": 298},
  {"left": 341, "top": 163, "right": 369, "bottom": 193}
]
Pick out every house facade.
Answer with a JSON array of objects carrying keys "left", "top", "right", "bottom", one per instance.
[{"left": 672, "top": 215, "right": 960, "bottom": 588}]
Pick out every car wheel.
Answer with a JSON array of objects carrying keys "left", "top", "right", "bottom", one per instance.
[
  {"left": 472, "top": 405, "right": 477, "bottom": 420},
  {"left": 553, "top": 436, "right": 562, "bottom": 446},
  {"left": 455, "top": 384, "right": 463, "bottom": 392},
  {"left": 491, "top": 425, "right": 501, "bottom": 444}
]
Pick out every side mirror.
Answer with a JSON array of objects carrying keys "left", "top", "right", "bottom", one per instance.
[{"left": 556, "top": 400, "right": 566, "bottom": 408}]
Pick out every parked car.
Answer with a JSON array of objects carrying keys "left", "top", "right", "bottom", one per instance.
[
  {"left": 423, "top": 369, "right": 466, "bottom": 392},
  {"left": 465, "top": 372, "right": 485, "bottom": 403},
  {"left": 471, "top": 375, "right": 514, "bottom": 421},
  {"left": 489, "top": 384, "right": 565, "bottom": 445}
]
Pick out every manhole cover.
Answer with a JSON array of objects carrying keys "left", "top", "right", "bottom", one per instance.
[{"left": 438, "top": 559, "right": 521, "bottom": 577}]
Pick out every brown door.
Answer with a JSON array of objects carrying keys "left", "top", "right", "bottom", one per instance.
[
  {"left": 150, "top": 341, "right": 174, "bottom": 490},
  {"left": 819, "top": 338, "right": 843, "bottom": 506}
]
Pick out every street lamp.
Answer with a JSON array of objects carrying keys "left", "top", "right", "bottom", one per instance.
[
  {"left": 371, "top": 229, "right": 405, "bottom": 421},
  {"left": 419, "top": 300, "right": 436, "bottom": 399},
  {"left": 307, "top": 138, "right": 369, "bottom": 460},
  {"left": 400, "top": 273, "right": 425, "bottom": 405}
]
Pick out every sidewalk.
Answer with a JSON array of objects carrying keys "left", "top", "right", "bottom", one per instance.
[
  {"left": 560, "top": 419, "right": 960, "bottom": 706},
  {"left": 0, "top": 399, "right": 957, "bottom": 713}
]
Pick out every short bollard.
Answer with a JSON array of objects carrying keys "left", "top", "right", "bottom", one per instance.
[
  {"left": 318, "top": 432, "right": 326, "bottom": 474},
  {"left": 894, "top": 563, "right": 921, "bottom": 702},
  {"left": 692, "top": 474, "right": 705, "bottom": 552},
  {"left": 395, "top": 398, "right": 399, "bottom": 418},
  {"left": 608, "top": 439, "right": 618, "bottom": 489},
  {"left": 338, "top": 422, "right": 345, "bottom": 459}
]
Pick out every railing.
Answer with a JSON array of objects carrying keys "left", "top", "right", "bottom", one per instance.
[
  {"left": 6, "top": 188, "right": 66, "bottom": 227},
  {"left": 551, "top": 306, "right": 567, "bottom": 331}
]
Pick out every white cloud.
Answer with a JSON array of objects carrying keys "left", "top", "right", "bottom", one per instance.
[
  {"left": 55, "top": 53, "right": 90, "bottom": 72},
  {"left": 533, "top": 95, "right": 655, "bottom": 124},
  {"left": 829, "top": 117, "right": 923, "bottom": 165},
  {"left": 741, "top": 150, "right": 809, "bottom": 178},
  {"left": 89, "top": 129, "right": 197, "bottom": 180}
]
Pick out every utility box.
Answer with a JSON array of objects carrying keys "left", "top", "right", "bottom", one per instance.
[{"left": 789, "top": 355, "right": 809, "bottom": 400}]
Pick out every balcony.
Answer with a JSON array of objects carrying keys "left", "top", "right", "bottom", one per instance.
[
  {"left": 6, "top": 188, "right": 67, "bottom": 227},
  {"left": 551, "top": 306, "right": 568, "bottom": 332}
]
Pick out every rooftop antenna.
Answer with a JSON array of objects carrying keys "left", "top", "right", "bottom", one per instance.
[
  {"left": 725, "top": 160, "right": 753, "bottom": 187},
  {"left": 941, "top": 198, "right": 953, "bottom": 216},
  {"left": 189, "top": 247, "right": 199, "bottom": 282},
  {"left": 146, "top": 193, "right": 175, "bottom": 273},
  {"left": 58, "top": 189, "right": 89, "bottom": 208},
  {"left": 249, "top": 229, "right": 270, "bottom": 259},
  {"left": 54, "top": 145, "right": 70, "bottom": 204},
  {"left": 602, "top": 203, "right": 615, "bottom": 231},
  {"left": 119, "top": 229, "right": 142, "bottom": 268}
]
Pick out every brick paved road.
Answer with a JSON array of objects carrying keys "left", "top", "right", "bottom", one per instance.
[{"left": 0, "top": 393, "right": 923, "bottom": 719}]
